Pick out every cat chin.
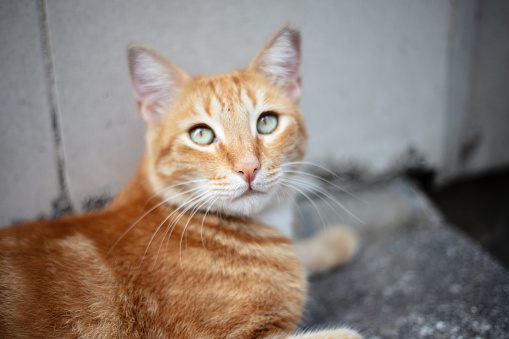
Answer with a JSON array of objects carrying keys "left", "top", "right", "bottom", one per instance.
[{"left": 219, "top": 190, "right": 275, "bottom": 217}]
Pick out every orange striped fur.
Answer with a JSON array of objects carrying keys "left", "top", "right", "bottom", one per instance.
[{"left": 0, "top": 25, "right": 361, "bottom": 338}]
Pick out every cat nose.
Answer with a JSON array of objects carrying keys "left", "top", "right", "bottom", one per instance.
[{"left": 234, "top": 160, "right": 260, "bottom": 184}]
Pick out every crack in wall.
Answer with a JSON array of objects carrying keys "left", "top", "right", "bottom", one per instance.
[{"left": 37, "top": 0, "right": 73, "bottom": 218}]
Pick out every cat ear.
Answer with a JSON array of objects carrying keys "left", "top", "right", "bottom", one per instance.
[
  {"left": 248, "top": 24, "right": 302, "bottom": 102},
  {"left": 128, "top": 44, "right": 190, "bottom": 127}
]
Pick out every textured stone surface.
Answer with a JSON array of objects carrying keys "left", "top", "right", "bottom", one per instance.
[
  {"left": 304, "top": 225, "right": 509, "bottom": 338},
  {"left": 297, "top": 179, "right": 509, "bottom": 338}
]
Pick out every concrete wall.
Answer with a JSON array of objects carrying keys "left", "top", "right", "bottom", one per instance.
[
  {"left": 1, "top": 0, "right": 508, "bottom": 226},
  {"left": 442, "top": 0, "right": 509, "bottom": 182},
  {"left": 0, "top": 1, "right": 61, "bottom": 224}
]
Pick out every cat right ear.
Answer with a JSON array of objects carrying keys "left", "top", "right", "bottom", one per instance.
[
  {"left": 127, "top": 44, "right": 190, "bottom": 127},
  {"left": 248, "top": 24, "right": 302, "bottom": 102}
]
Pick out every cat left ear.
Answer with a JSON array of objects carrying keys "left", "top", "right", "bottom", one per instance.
[
  {"left": 248, "top": 24, "right": 302, "bottom": 102},
  {"left": 128, "top": 44, "right": 190, "bottom": 127}
]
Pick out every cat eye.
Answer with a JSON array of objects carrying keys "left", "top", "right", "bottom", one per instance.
[
  {"left": 189, "top": 125, "right": 216, "bottom": 145},
  {"left": 256, "top": 113, "right": 278, "bottom": 135}
]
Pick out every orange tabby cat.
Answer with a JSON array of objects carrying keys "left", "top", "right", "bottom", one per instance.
[{"left": 0, "top": 25, "right": 361, "bottom": 338}]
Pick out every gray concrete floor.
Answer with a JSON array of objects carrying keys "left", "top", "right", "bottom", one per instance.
[{"left": 294, "top": 175, "right": 509, "bottom": 338}]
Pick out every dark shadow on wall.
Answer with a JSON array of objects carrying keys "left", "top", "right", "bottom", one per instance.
[{"left": 408, "top": 167, "right": 509, "bottom": 268}]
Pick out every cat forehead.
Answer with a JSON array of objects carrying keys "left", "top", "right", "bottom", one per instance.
[
  {"left": 190, "top": 72, "right": 273, "bottom": 118},
  {"left": 167, "top": 71, "right": 297, "bottom": 141}
]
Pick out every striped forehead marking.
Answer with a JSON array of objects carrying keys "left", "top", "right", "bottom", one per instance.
[
  {"left": 193, "top": 78, "right": 270, "bottom": 141},
  {"left": 193, "top": 100, "right": 225, "bottom": 142}
]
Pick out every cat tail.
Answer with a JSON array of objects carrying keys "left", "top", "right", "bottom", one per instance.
[{"left": 294, "top": 226, "right": 360, "bottom": 275}]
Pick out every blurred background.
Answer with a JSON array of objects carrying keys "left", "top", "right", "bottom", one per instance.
[{"left": 1, "top": 1, "right": 508, "bottom": 263}]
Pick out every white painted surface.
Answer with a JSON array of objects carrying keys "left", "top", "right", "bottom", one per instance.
[
  {"left": 443, "top": 0, "right": 509, "bottom": 181},
  {"left": 299, "top": 1, "right": 449, "bottom": 171},
  {"left": 0, "top": 0, "right": 60, "bottom": 226}
]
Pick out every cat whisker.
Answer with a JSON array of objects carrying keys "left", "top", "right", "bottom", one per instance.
[
  {"left": 288, "top": 193, "right": 306, "bottom": 228},
  {"left": 282, "top": 169, "right": 363, "bottom": 202},
  {"left": 140, "top": 195, "right": 197, "bottom": 270},
  {"left": 280, "top": 161, "right": 364, "bottom": 225},
  {"left": 275, "top": 190, "right": 282, "bottom": 207},
  {"left": 139, "top": 190, "right": 209, "bottom": 270},
  {"left": 282, "top": 177, "right": 363, "bottom": 224},
  {"left": 285, "top": 177, "right": 341, "bottom": 217},
  {"left": 280, "top": 181, "right": 329, "bottom": 230},
  {"left": 179, "top": 194, "right": 215, "bottom": 271},
  {"left": 151, "top": 191, "right": 211, "bottom": 269},
  {"left": 144, "top": 179, "right": 208, "bottom": 207},
  {"left": 200, "top": 196, "right": 219, "bottom": 252},
  {"left": 108, "top": 184, "right": 205, "bottom": 255},
  {"left": 281, "top": 161, "right": 344, "bottom": 179}
]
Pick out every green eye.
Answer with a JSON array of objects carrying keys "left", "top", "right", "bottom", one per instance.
[
  {"left": 257, "top": 113, "right": 278, "bottom": 135},
  {"left": 189, "top": 126, "right": 215, "bottom": 145}
]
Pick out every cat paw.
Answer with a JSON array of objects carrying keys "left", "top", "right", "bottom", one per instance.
[{"left": 295, "top": 226, "right": 359, "bottom": 275}]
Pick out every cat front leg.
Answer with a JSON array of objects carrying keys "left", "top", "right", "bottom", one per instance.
[{"left": 295, "top": 226, "right": 359, "bottom": 275}]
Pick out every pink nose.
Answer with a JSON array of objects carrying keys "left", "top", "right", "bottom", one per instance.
[{"left": 234, "top": 160, "right": 260, "bottom": 184}]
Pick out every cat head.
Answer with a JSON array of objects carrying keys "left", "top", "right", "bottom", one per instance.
[{"left": 128, "top": 25, "right": 307, "bottom": 217}]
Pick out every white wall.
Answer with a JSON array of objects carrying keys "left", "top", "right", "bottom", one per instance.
[
  {"left": 0, "top": 0, "right": 61, "bottom": 223},
  {"left": 1, "top": 0, "right": 508, "bottom": 226},
  {"left": 442, "top": 0, "right": 509, "bottom": 182}
]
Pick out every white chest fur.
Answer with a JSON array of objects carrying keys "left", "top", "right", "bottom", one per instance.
[{"left": 253, "top": 199, "right": 294, "bottom": 238}]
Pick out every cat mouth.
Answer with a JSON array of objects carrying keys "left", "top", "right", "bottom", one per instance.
[{"left": 234, "top": 189, "right": 264, "bottom": 201}]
